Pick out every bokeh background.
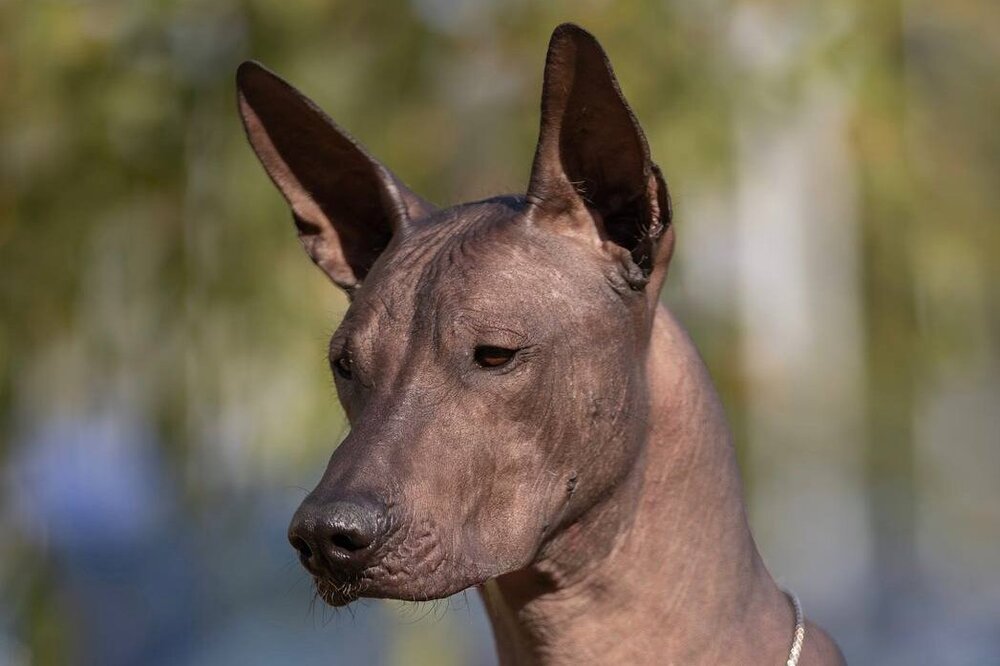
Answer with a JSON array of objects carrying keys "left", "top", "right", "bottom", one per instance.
[{"left": 2, "top": 0, "right": 998, "bottom": 664}]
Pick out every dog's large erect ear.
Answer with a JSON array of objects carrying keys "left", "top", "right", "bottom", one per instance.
[
  {"left": 236, "top": 61, "right": 435, "bottom": 293},
  {"left": 527, "top": 24, "right": 673, "bottom": 291}
]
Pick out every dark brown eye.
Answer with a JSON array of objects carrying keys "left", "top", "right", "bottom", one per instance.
[
  {"left": 474, "top": 345, "right": 517, "bottom": 368},
  {"left": 333, "top": 353, "right": 353, "bottom": 380}
]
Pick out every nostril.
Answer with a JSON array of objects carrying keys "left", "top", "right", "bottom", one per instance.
[
  {"left": 330, "top": 531, "right": 366, "bottom": 553},
  {"left": 289, "top": 535, "right": 313, "bottom": 562},
  {"left": 290, "top": 498, "right": 384, "bottom": 568}
]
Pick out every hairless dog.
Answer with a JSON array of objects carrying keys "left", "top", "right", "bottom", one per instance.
[{"left": 237, "top": 23, "right": 846, "bottom": 665}]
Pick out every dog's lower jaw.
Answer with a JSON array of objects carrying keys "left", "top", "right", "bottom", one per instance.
[
  {"left": 312, "top": 555, "right": 496, "bottom": 609},
  {"left": 314, "top": 575, "right": 364, "bottom": 607}
]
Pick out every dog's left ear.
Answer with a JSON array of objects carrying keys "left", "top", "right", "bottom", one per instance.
[{"left": 527, "top": 24, "right": 673, "bottom": 301}]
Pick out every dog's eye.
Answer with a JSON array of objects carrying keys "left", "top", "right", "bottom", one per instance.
[
  {"left": 474, "top": 345, "right": 517, "bottom": 369},
  {"left": 333, "top": 353, "right": 353, "bottom": 380}
]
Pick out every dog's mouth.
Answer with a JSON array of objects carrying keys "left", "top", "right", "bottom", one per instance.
[
  {"left": 309, "top": 555, "right": 493, "bottom": 609},
  {"left": 304, "top": 515, "right": 501, "bottom": 608}
]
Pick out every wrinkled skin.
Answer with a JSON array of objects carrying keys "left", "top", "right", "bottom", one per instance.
[
  {"left": 237, "top": 23, "right": 846, "bottom": 665},
  {"left": 314, "top": 199, "right": 649, "bottom": 605}
]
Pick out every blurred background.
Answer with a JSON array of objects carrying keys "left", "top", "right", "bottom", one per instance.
[{"left": 1, "top": 0, "right": 998, "bottom": 664}]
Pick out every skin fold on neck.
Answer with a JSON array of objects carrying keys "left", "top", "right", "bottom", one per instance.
[{"left": 479, "top": 305, "right": 838, "bottom": 665}]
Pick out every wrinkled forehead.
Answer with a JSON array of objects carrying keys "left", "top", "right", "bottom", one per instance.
[{"left": 346, "top": 198, "right": 615, "bottom": 336}]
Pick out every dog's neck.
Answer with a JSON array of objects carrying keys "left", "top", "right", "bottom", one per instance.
[{"left": 479, "top": 305, "right": 796, "bottom": 665}]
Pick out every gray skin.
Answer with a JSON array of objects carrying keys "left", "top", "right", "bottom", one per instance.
[{"left": 237, "top": 23, "right": 846, "bottom": 666}]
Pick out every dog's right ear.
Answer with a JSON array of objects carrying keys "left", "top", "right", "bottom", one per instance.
[{"left": 236, "top": 61, "right": 435, "bottom": 294}]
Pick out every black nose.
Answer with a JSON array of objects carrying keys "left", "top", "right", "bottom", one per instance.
[{"left": 288, "top": 498, "right": 387, "bottom": 576}]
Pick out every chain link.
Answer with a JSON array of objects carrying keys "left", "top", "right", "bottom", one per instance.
[{"left": 784, "top": 590, "right": 806, "bottom": 666}]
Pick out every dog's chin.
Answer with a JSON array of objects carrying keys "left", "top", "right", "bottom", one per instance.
[
  {"left": 314, "top": 576, "right": 366, "bottom": 608},
  {"left": 318, "top": 588, "right": 360, "bottom": 607},
  {"left": 313, "top": 570, "right": 491, "bottom": 609}
]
